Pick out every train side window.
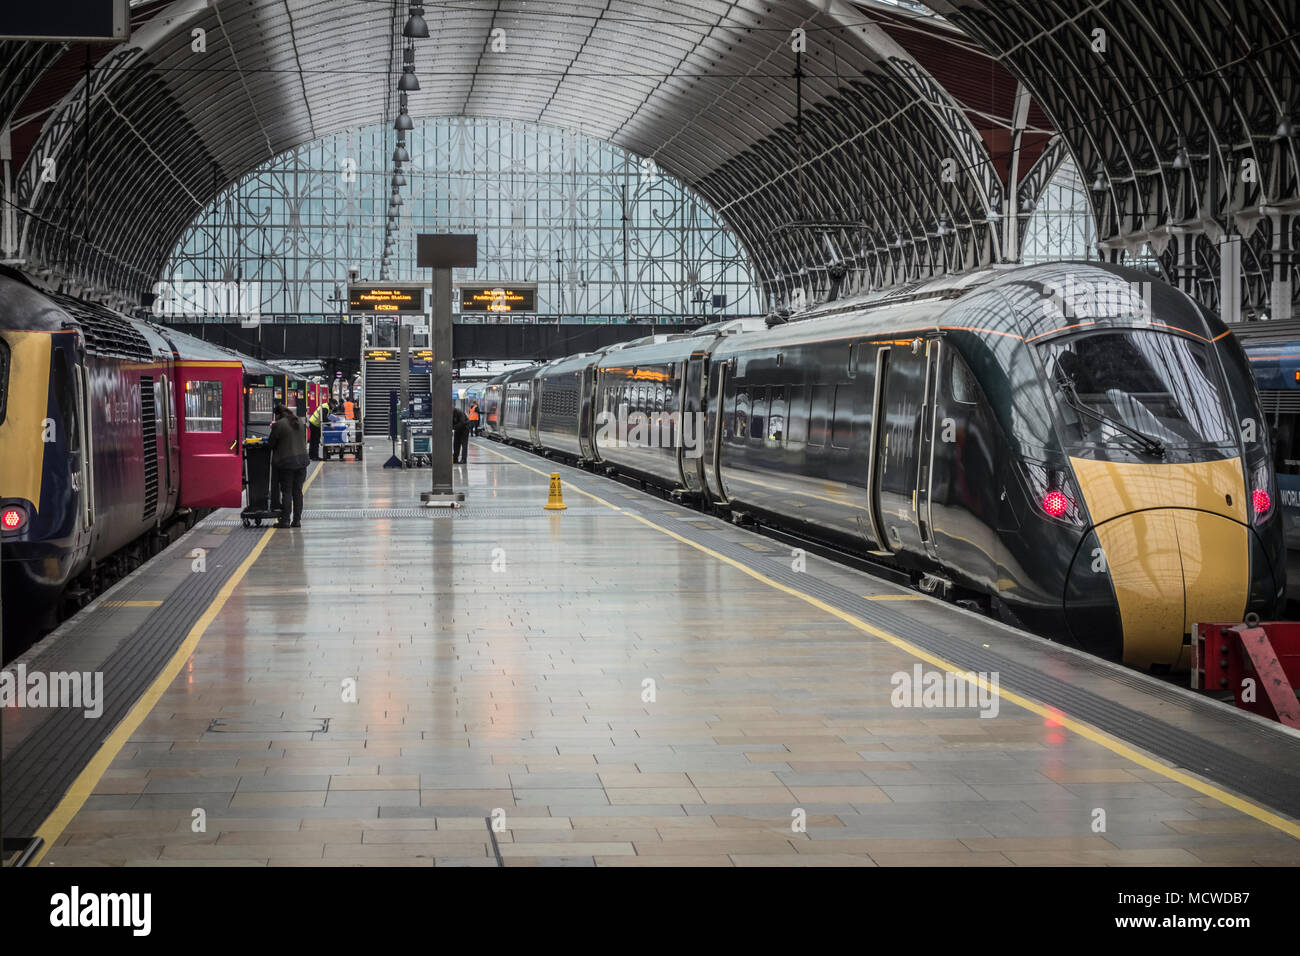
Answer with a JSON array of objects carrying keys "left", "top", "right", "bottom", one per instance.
[
  {"left": 767, "top": 386, "right": 787, "bottom": 447},
  {"left": 734, "top": 387, "right": 751, "bottom": 440},
  {"left": 949, "top": 351, "right": 980, "bottom": 405},
  {"left": 786, "top": 385, "right": 808, "bottom": 445},
  {"left": 750, "top": 387, "right": 768, "bottom": 445},
  {"left": 831, "top": 385, "right": 853, "bottom": 449},
  {"left": 808, "top": 385, "right": 831, "bottom": 447},
  {"left": 186, "top": 381, "right": 223, "bottom": 433}
]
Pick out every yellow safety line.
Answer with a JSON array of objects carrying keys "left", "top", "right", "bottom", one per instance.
[
  {"left": 478, "top": 441, "right": 1300, "bottom": 840},
  {"left": 28, "top": 527, "right": 276, "bottom": 865},
  {"left": 26, "top": 461, "right": 325, "bottom": 865},
  {"left": 302, "top": 460, "right": 323, "bottom": 493}
]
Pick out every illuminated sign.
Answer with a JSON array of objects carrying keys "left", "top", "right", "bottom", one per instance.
[
  {"left": 349, "top": 286, "right": 425, "bottom": 313},
  {"left": 365, "top": 349, "right": 395, "bottom": 361},
  {"left": 458, "top": 285, "right": 537, "bottom": 313}
]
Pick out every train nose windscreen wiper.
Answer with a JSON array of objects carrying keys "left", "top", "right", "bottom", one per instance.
[{"left": 1055, "top": 370, "right": 1166, "bottom": 458}]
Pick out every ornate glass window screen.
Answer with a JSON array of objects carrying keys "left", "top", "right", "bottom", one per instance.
[
  {"left": 1021, "top": 160, "right": 1159, "bottom": 272},
  {"left": 160, "top": 117, "right": 761, "bottom": 321}
]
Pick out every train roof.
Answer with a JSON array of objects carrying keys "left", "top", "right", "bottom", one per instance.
[{"left": 0, "top": 264, "right": 293, "bottom": 375}]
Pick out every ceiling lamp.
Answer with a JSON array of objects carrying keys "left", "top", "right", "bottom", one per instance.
[
  {"left": 403, "top": 4, "right": 429, "bottom": 39},
  {"left": 393, "top": 172, "right": 407, "bottom": 187},
  {"left": 399, "top": 43, "right": 420, "bottom": 92},
  {"left": 1172, "top": 140, "right": 1191, "bottom": 170},
  {"left": 394, "top": 92, "right": 414, "bottom": 132},
  {"left": 393, "top": 142, "right": 410, "bottom": 164},
  {"left": 1091, "top": 166, "right": 1109, "bottom": 193}
]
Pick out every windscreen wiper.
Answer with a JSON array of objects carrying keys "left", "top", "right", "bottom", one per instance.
[{"left": 1056, "top": 371, "right": 1166, "bottom": 458}]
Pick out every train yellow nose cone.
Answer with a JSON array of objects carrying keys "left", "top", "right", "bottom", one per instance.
[{"left": 1092, "top": 509, "right": 1248, "bottom": 670}]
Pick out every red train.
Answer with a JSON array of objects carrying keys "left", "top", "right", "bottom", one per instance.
[{"left": 0, "top": 266, "right": 300, "bottom": 659}]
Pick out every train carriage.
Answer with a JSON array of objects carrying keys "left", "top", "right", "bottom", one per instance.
[
  {"left": 0, "top": 266, "right": 291, "bottom": 655},
  {"left": 520, "top": 262, "right": 1283, "bottom": 670}
]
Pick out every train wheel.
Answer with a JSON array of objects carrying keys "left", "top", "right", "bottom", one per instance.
[
  {"left": 254, "top": 517, "right": 262, "bottom": 527},
  {"left": 242, "top": 517, "right": 251, "bottom": 528}
]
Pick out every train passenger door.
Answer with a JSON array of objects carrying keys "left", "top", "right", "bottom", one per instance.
[
  {"left": 679, "top": 353, "right": 707, "bottom": 494},
  {"left": 74, "top": 358, "right": 95, "bottom": 532},
  {"left": 176, "top": 363, "right": 244, "bottom": 508},
  {"left": 871, "top": 341, "right": 929, "bottom": 555},
  {"left": 703, "top": 358, "right": 729, "bottom": 503},
  {"left": 915, "top": 339, "right": 942, "bottom": 559}
]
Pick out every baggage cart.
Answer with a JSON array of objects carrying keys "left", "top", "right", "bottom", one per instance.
[{"left": 322, "top": 418, "right": 363, "bottom": 461}]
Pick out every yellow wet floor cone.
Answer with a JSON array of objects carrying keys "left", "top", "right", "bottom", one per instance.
[{"left": 544, "top": 472, "right": 568, "bottom": 510}]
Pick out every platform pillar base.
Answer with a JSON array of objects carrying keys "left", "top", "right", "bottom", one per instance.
[{"left": 420, "top": 491, "right": 465, "bottom": 508}]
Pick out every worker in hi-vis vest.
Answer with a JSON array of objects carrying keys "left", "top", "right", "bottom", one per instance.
[{"left": 308, "top": 400, "right": 327, "bottom": 460}]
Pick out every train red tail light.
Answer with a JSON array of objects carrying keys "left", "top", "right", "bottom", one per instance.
[
  {"left": 1042, "top": 490, "right": 1069, "bottom": 518},
  {"left": 1, "top": 507, "right": 25, "bottom": 531},
  {"left": 1252, "top": 488, "right": 1272, "bottom": 517}
]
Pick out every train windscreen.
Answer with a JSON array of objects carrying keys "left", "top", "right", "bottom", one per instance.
[{"left": 1038, "top": 330, "right": 1233, "bottom": 450}]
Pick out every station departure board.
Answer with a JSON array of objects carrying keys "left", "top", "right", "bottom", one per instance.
[
  {"left": 349, "top": 286, "right": 425, "bottom": 313},
  {"left": 458, "top": 286, "right": 537, "bottom": 313}
]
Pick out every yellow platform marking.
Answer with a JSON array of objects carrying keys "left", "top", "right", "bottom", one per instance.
[
  {"left": 478, "top": 441, "right": 1300, "bottom": 840},
  {"left": 98, "top": 600, "right": 163, "bottom": 608},
  {"left": 26, "top": 460, "right": 324, "bottom": 865}
]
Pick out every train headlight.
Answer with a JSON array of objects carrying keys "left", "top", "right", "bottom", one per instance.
[
  {"left": 2, "top": 507, "right": 25, "bottom": 531},
  {"left": 1249, "top": 461, "right": 1274, "bottom": 522},
  {"left": 1252, "top": 488, "right": 1272, "bottom": 516},
  {"left": 1042, "top": 490, "right": 1070, "bottom": 518}
]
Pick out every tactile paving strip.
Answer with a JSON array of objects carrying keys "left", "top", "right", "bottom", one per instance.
[
  {"left": 210, "top": 506, "right": 601, "bottom": 523},
  {"left": 0, "top": 521, "right": 263, "bottom": 841},
  {"left": 520, "top": 450, "right": 1300, "bottom": 821}
]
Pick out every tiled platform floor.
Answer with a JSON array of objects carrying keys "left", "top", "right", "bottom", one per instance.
[{"left": 38, "top": 438, "right": 1300, "bottom": 866}]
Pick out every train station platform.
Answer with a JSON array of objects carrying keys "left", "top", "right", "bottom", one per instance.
[{"left": 4, "top": 438, "right": 1300, "bottom": 867}]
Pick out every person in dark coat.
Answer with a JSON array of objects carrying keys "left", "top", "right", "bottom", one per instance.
[
  {"left": 269, "top": 403, "right": 310, "bottom": 527},
  {"left": 452, "top": 406, "right": 470, "bottom": 464}
]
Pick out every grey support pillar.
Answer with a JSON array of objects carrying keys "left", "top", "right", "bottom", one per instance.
[
  {"left": 1219, "top": 234, "right": 1242, "bottom": 324},
  {"left": 1269, "top": 210, "right": 1294, "bottom": 321},
  {"left": 417, "top": 234, "right": 477, "bottom": 506}
]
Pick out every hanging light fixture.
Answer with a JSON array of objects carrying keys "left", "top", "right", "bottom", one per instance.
[
  {"left": 1172, "top": 140, "right": 1191, "bottom": 170},
  {"left": 394, "top": 93, "right": 413, "bottom": 131},
  {"left": 393, "top": 171, "right": 407, "bottom": 187},
  {"left": 1274, "top": 113, "right": 1295, "bottom": 140},
  {"left": 1091, "top": 165, "right": 1109, "bottom": 193},
  {"left": 393, "top": 142, "right": 410, "bottom": 163},
  {"left": 402, "top": 4, "right": 430, "bottom": 39},
  {"left": 399, "top": 43, "right": 420, "bottom": 92}
]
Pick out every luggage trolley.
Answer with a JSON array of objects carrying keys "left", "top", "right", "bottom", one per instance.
[
  {"left": 241, "top": 438, "right": 280, "bottom": 527},
  {"left": 402, "top": 418, "right": 433, "bottom": 467},
  {"left": 322, "top": 418, "right": 363, "bottom": 461}
]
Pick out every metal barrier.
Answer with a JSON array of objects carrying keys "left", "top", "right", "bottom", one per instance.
[{"left": 1194, "top": 617, "right": 1300, "bottom": 727}]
